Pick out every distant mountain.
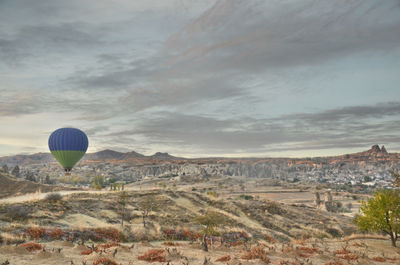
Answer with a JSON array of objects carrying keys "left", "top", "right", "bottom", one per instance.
[
  {"left": 84, "top": 149, "right": 125, "bottom": 160},
  {"left": 0, "top": 145, "right": 398, "bottom": 167},
  {"left": 149, "top": 152, "right": 178, "bottom": 160}
]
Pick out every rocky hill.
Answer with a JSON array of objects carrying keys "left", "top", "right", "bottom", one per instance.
[
  {"left": 1, "top": 146, "right": 399, "bottom": 186},
  {"left": 0, "top": 173, "right": 74, "bottom": 199},
  {"left": 0, "top": 145, "right": 398, "bottom": 167}
]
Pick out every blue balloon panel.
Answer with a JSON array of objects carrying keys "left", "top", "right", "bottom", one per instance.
[{"left": 48, "top": 128, "right": 89, "bottom": 152}]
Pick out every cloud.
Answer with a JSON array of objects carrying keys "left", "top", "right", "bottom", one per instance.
[
  {"left": 0, "top": 0, "right": 399, "bottom": 156},
  {"left": 165, "top": 0, "right": 400, "bottom": 72},
  {"left": 102, "top": 102, "right": 400, "bottom": 155},
  {"left": 0, "top": 22, "right": 104, "bottom": 65}
]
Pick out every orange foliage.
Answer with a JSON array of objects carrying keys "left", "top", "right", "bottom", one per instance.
[
  {"left": 138, "top": 249, "right": 167, "bottom": 263},
  {"left": 265, "top": 235, "right": 277, "bottom": 244},
  {"left": 162, "top": 241, "right": 181, "bottom": 246},
  {"left": 19, "top": 242, "right": 43, "bottom": 252},
  {"left": 98, "top": 241, "right": 120, "bottom": 249},
  {"left": 81, "top": 248, "right": 94, "bottom": 255},
  {"left": 334, "top": 248, "right": 351, "bottom": 255},
  {"left": 27, "top": 227, "right": 45, "bottom": 239},
  {"left": 241, "top": 245, "right": 270, "bottom": 263},
  {"left": 324, "top": 262, "right": 343, "bottom": 265},
  {"left": 215, "top": 255, "right": 231, "bottom": 262},
  {"left": 274, "top": 260, "right": 300, "bottom": 265},
  {"left": 94, "top": 228, "right": 121, "bottom": 242},
  {"left": 231, "top": 241, "right": 244, "bottom": 247},
  {"left": 296, "top": 246, "right": 318, "bottom": 254},
  {"left": 92, "top": 257, "right": 120, "bottom": 265},
  {"left": 47, "top": 228, "right": 64, "bottom": 239},
  {"left": 337, "top": 254, "right": 359, "bottom": 261}
]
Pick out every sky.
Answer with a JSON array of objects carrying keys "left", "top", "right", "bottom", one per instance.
[{"left": 1, "top": 0, "right": 400, "bottom": 158}]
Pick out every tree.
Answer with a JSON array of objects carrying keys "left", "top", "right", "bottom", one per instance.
[
  {"left": 2, "top": 164, "right": 8, "bottom": 173},
  {"left": 25, "top": 171, "right": 36, "bottom": 182},
  {"left": 138, "top": 195, "right": 159, "bottom": 227},
  {"left": 355, "top": 190, "right": 400, "bottom": 247},
  {"left": 194, "top": 210, "right": 228, "bottom": 251},
  {"left": 118, "top": 191, "right": 128, "bottom": 227},
  {"left": 390, "top": 170, "right": 400, "bottom": 188},
  {"left": 11, "top": 165, "right": 20, "bottom": 177},
  {"left": 44, "top": 175, "right": 52, "bottom": 184}
]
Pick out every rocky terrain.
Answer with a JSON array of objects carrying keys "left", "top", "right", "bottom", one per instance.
[
  {"left": 0, "top": 186, "right": 399, "bottom": 265},
  {"left": 0, "top": 145, "right": 399, "bottom": 191},
  {"left": 0, "top": 173, "right": 75, "bottom": 199}
]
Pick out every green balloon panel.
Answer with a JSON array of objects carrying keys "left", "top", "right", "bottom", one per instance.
[{"left": 51, "top": 150, "right": 86, "bottom": 170}]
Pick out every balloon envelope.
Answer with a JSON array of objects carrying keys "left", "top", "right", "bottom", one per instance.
[{"left": 48, "top": 128, "right": 88, "bottom": 172}]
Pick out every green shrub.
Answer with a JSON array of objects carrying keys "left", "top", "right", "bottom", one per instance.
[{"left": 44, "top": 193, "right": 63, "bottom": 202}]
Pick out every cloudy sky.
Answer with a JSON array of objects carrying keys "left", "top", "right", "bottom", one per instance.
[{"left": 1, "top": 0, "right": 400, "bottom": 158}]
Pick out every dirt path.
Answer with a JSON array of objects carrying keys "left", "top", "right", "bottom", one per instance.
[{"left": 0, "top": 190, "right": 111, "bottom": 204}]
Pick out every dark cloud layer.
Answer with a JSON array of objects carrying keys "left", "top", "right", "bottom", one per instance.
[{"left": 0, "top": 0, "right": 399, "bottom": 156}]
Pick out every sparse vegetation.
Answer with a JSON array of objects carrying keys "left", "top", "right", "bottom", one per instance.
[
  {"left": 138, "top": 249, "right": 166, "bottom": 262},
  {"left": 138, "top": 195, "right": 159, "bottom": 227},
  {"left": 19, "top": 242, "right": 43, "bottom": 252},
  {"left": 44, "top": 192, "right": 63, "bottom": 201},
  {"left": 355, "top": 189, "right": 400, "bottom": 247},
  {"left": 5, "top": 205, "right": 30, "bottom": 221}
]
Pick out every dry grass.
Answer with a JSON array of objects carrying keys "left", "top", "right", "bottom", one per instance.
[{"left": 92, "top": 257, "right": 121, "bottom": 265}]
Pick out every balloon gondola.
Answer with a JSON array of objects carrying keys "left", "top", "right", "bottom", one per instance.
[{"left": 48, "top": 128, "right": 88, "bottom": 175}]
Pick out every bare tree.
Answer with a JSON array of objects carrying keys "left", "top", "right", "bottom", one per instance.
[
  {"left": 138, "top": 195, "right": 159, "bottom": 227},
  {"left": 118, "top": 191, "right": 128, "bottom": 227}
]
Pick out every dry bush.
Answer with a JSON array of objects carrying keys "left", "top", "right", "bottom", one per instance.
[
  {"left": 324, "top": 262, "right": 343, "bottom": 265},
  {"left": 334, "top": 248, "right": 350, "bottom": 255},
  {"left": 81, "top": 248, "right": 94, "bottom": 255},
  {"left": 265, "top": 235, "right": 277, "bottom": 244},
  {"left": 274, "top": 260, "right": 301, "bottom": 265},
  {"left": 241, "top": 245, "right": 270, "bottom": 263},
  {"left": 215, "top": 255, "right": 230, "bottom": 262},
  {"left": 138, "top": 249, "right": 167, "bottom": 263},
  {"left": 98, "top": 241, "right": 119, "bottom": 249},
  {"left": 19, "top": 242, "right": 43, "bottom": 252},
  {"left": 162, "top": 241, "right": 181, "bottom": 246},
  {"left": 92, "top": 257, "right": 120, "bottom": 265},
  {"left": 94, "top": 228, "right": 121, "bottom": 242},
  {"left": 163, "top": 228, "right": 202, "bottom": 241},
  {"left": 352, "top": 242, "right": 363, "bottom": 247},
  {"left": 27, "top": 227, "right": 46, "bottom": 239},
  {"left": 5, "top": 205, "right": 30, "bottom": 221},
  {"left": 372, "top": 256, "right": 386, "bottom": 262},
  {"left": 230, "top": 241, "right": 244, "bottom": 247},
  {"left": 47, "top": 228, "right": 64, "bottom": 239},
  {"left": 295, "top": 246, "right": 318, "bottom": 257},
  {"left": 387, "top": 257, "right": 398, "bottom": 263},
  {"left": 296, "top": 246, "right": 318, "bottom": 254},
  {"left": 44, "top": 193, "right": 63, "bottom": 201},
  {"left": 337, "top": 253, "right": 359, "bottom": 261}
]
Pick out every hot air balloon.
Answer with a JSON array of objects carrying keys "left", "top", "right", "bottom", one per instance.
[{"left": 48, "top": 128, "right": 88, "bottom": 175}]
